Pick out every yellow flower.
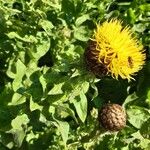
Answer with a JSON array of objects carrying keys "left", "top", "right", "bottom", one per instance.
[{"left": 86, "top": 19, "right": 145, "bottom": 80}]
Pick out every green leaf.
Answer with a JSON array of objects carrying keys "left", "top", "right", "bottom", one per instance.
[
  {"left": 11, "top": 130, "right": 26, "bottom": 148},
  {"left": 123, "top": 93, "right": 138, "bottom": 108},
  {"left": 11, "top": 114, "right": 29, "bottom": 130},
  {"left": 146, "top": 90, "right": 150, "bottom": 107},
  {"left": 10, "top": 93, "right": 26, "bottom": 105},
  {"left": 82, "top": 81, "right": 89, "bottom": 94},
  {"left": 30, "top": 97, "right": 43, "bottom": 111},
  {"left": 39, "top": 75, "right": 47, "bottom": 93},
  {"left": 140, "top": 139, "right": 150, "bottom": 150},
  {"left": 127, "top": 8, "right": 136, "bottom": 24},
  {"left": 74, "top": 26, "right": 90, "bottom": 41},
  {"left": 53, "top": 119, "right": 69, "bottom": 146},
  {"left": 10, "top": 114, "right": 29, "bottom": 147},
  {"left": 140, "top": 118, "right": 150, "bottom": 139},
  {"left": 73, "top": 91, "right": 87, "bottom": 122},
  {"left": 29, "top": 32, "right": 50, "bottom": 60},
  {"left": 39, "top": 19, "right": 54, "bottom": 35},
  {"left": 75, "top": 14, "right": 90, "bottom": 26},
  {"left": 90, "top": 82, "right": 99, "bottom": 100},
  {"left": 48, "top": 83, "right": 64, "bottom": 95},
  {"left": 139, "top": 4, "right": 150, "bottom": 11},
  {"left": 12, "top": 59, "right": 26, "bottom": 91},
  {"left": 54, "top": 104, "right": 78, "bottom": 123},
  {"left": 7, "top": 32, "right": 37, "bottom": 43},
  {"left": 127, "top": 106, "right": 150, "bottom": 129}
]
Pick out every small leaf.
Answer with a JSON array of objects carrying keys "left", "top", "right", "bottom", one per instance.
[
  {"left": 39, "top": 75, "right": 47, "bottom": 93},
  {"left": 11, "top": 114, "right": 29, "bottom": 130},
  {"left": 127, "top": 106, "right": 150, "bottom": 129},
  {"left": 12, "top": 59, "right": 26, "bottom": 91},
  {"left": 74, "top": 26, "right": 90, "bottom": 41},
  {"left": 7, "top": 32, "right": 37, "bottom": 43},
  {"left": 53, "top": 119, "right": 69, "bottom": 146},
  {"left": 123, "top": 93, "right": 138, "bottom": 107},
  {"left": 54, "top": 104, "right": 78, "bottom": 123},
  {"left": 90, "top": 82, "right": 99, "bottom": 100},
  {"left": 48, "top": 83, "right": 64, "bottom": 95},
  {"left": 140, "top": 139, "right": 150, "bottom": 150},
  {"left": 140, "top": 118, "right": 150, "bottom": 139},
  {"left": 39, "top": 19, "right": 54, "bottom": 35},
  {"left": 30, "top": 97, "right": 43, "bottom": 111},
  {"left": 10, "top": 93, "right": 26, "bottom": 105},
  {"left": 11, "top": 130, "right": 26, "bottom": 148},
  {"left": 73, "top": 92, "right": 87, "bottom": 122},
  {"left": 10, "top": 114, "right": 29, "bottom": 147},
  {"left": 29, "top": 32, "right": 50, "bottom": 60},
  {"left": 75, "top": 14, "right": 90, "bottom": 26},
  {"left": 82, "top": 81, "right": 89, "bottom": 94}
]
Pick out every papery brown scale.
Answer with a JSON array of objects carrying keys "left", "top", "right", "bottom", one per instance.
[{"left": 84, "top": 40, "right": 108, "bottom": 77}]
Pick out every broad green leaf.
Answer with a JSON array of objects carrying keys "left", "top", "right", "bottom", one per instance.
[
  {"left": 12, "top": 59, "right": 26, "bottom": 91},
  {"left": 82, "top": 81, "right": 89, "bottom": 94},
  {"left": 10, "top": 93, "right": 26, "bottom": 105},
  {"left": 10, "top": 114, "right": 29, "bottom": 147},
  {"left": 121, "top": 146, "right": 129, "bottom": 150},
  {"left": 11, "top": 114, "right": 29, "bottom": 130},
  {"left": 47, "top": 94, "right": 67, "bottom": 104},
  {"left": 74, "top": 26, "right": 90, "bottom": 41},
  {"left": 123, "top": 93, "right": 138, "bottom": 108},
  {"left": 67, "top": 79, "right": 89, "bottom": 99},
  {"left": 139, "top": 4, "right": 150, "bottom": 11},
  {"left": 39, "top": 75, "right": 47, "bottom": 93},
  {"left": 90, "top": 82, "right": 99, "bottom": 100},
  {"left": 73, "top": 92, "right": 87, "bottom": 122},
  {"left": 7, "top": 32, "right": 37, "bottom": 43},
  {"left": 39, "top": 19, "right": 54, "bottom": 35},
  {"left": 146, "top": 90, "right": 150, "bottom": 107},
  {"left": 29, "top": 32, "right": 50, "bottom": 60},
  {"left": 75, "top": 14, "right": 90, "bottom": 26},
  {"left": 10, "top": 130, "right": 26, "bottom": 148},
  {"left": 131, "top": 131, "right": 143, "bottom": 140},
  {"left": 42, "top": 0, "right": 61, "bottom": 9},
  {"left": 130, "top": 131, "right": 150, "bottom": 149},
  {"left": 53, "top": 104, "right": 78, "bottom": 123},
  {"left": 127, "top": 8, "right": 136, "bottom": 24},
  {"left": 48, "top": 83, "right": 64, "bottom": 95},
  {"left": 140, "top": 118, "right": 150, "bottom": 139},
  {"left": 30, "top": 97, "right": 43, "bottom": 111},
  {"left": 133, "top": 23, "right": 147, "bottom": 32},
  {"left": 27, "top": 72, "right": 43, "bottom": 101},
  {"left": 127, "top": 106, "right": 150, "bottom": 129},
  {"left": 140, "top": 139, "right": 150, "bottom": 150},
  {"left": 53, "top": 119, "right": 69, "bottom": 146},
  {"left": 6, "top": 59, "right": 16, "bottom": 79}
]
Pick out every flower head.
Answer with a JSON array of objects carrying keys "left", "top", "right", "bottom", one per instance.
[{"left": 85, "top": 19, "right": 145, "bottom": 80}]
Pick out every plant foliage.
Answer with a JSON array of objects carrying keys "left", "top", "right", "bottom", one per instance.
[{"left": 0, "top": 0, "right": 150, "bottom": 149}]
